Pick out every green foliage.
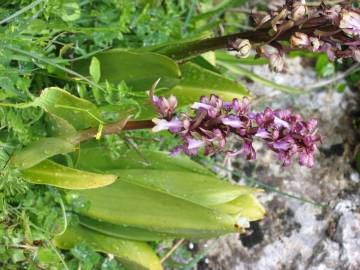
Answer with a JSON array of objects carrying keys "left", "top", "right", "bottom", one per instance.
[
  {"left": 171, "top": 62, "right": 250, "bottom": 103},
  {"left": 315, "top": 54, "right": 335, "bottom": 78},
  {"left": 73, "top": 144, "right": 263, "bottom": 239},
  {"left": 55, "top": 225, "right": 163, "bottom": 270},
  {"left": 0, "top": 1, "right": 268, "bottom": 269},
  {"left": 73, "top": 50, "right": 182, "bottom": 92},
  {"left": 21, "top": 159, "right": 117, "bottom": 189}
]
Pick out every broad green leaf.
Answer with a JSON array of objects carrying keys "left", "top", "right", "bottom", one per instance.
[
  {"left": 74, "top": 145, "right": 264, "bottom": 237},
  {"left": 10, "top": 137, "right": 76, "bottom": 170},
  {"left": 34, "top": 87, "right": 101, "bottom": 130},
  {"left": 89, "top": 56, "right": 101, "bottom": 83},
  {"left": 108, "top": 169, "right": 256, "bottom": 207},
  {"left": 73, "top": 50, "right": 181, "bottom": 91},
  {"left": 80, "top": 216, "right": 176, "bottom": 241},
  {"left": 21, "top": 160, "right": 116, "bottom": 189},
  {"left": 53, "top": 225, "right": 163, "bottom": 270},
  {"left": 217, "top": 61, "right": 303, "bottom": 94},
  {"left": 212, "top": 194, "right": 265, "bottom": 221},
  {"left": 170, "top": 62, "right": 251, "bottom": 106},
  {"left": 76, "top": 142, "right": 213, "bottom": 176},
  {"left": 80, "top": 216, "right": 225, "bottom": 241},
  {"left": 190, "top": 55, "right": 220, "bottom": 74},
  {"left": 77, "top": 180, "right": 237, "bottom": 235},
  {"left": 45, "top": 113, "right": 77, "bottom": 138}
]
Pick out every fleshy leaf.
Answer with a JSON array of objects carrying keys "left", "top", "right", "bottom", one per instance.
[
  {"left": 77, "top": 180, "right": 237, "bottom": 235},
  {"left": 72, "top": 50, "right": 181, "bottom": 91},
  {"left": 10, "top": 137, "right": 76, "bottom": 170},
  {"left": 21, "top": 160, "right": 116, "bottom": 189},
  {"left": 53, "top": 225, "right": 163, "bottom": 270},
  {"left": 212, "top": 194, "right": 266, "bottom": 221},
  {"left": 45, "top": 113, "right": 77, "bottom": 138},
  {"left": 80, "top": 216, "right": 227, "bottom": 241},
  {"left": 72, "top": 144, "right": 264, "bottom": 238},
  {"left": 76, "top": 142, "right": 213, "bottom": 176},
  {"left": 80, "top": 216, "right": 177, "bottom": 241},
  {"left": 34, "top": 87, "right": 101, "bottom": 130},
  {"left": 107, "top": 169, "right": 255, "bottom": 207},
  {"left": 76, "top": 144, "right": 257, "bottom": 206},
  {"left": 170, "top": 62, "right": 250, "bottom": 106}
]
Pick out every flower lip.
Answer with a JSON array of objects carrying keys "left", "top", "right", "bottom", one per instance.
[
  {"left": 187, "top": 138, "right": 205, "bottom": 150},
  {"left": 274, "top": 116, "right": 291, "bottom": 129},
  {"left": 152, "top": 118, "right": 183, "bottom": 133},
  {"left": 221, "top": 116, "right": 244, "bottom": 128},
  {"left": 255, "top": 128, "right": 271, "bottom": 139}
]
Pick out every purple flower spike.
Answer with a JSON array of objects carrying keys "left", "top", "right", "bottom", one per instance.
[{"left": 150, "top": 92, "right": 322, "bottom": 168}]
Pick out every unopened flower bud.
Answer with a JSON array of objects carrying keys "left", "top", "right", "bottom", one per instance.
[
  {"left": 325, "top": 5, "right": 341, "bottom": 22},
  {"left": 340, "top": 10, "right": 360, "bottom": 37},
  {"left": 309, "top": 37, "right": 321, "bottom": 52},
  {"left": 292, "top": 2, "right": 307, "bottom": 21},
  {"left": 229, "top": 39, "right": 252, "bottom": 58},
  {"left": 263, "top": 45, "right": 285, "bottom": 72},
  {"left": 269, "top": 54, "right": 285, "bottom": 72},
  {"left": 290, "top": 32, "right": 310, "bottom": 48},
  {"left": 352, "top": 48, "right": 360, "bottom": 62}
]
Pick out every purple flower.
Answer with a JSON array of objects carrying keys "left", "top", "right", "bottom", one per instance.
[
  {"left": 222, "top": 116, "right": 244, "bottom": 128},
  {"left": 299, "top": 151, "right": 315, "bottom": 168},
  {"left": 232, "top": 96, "right": 250, "bottom": 114},
  {"left": 255, "top": 128, "right": 271, "bottom": 139},
  {"left": 240, "top": 140, "right": 256, "bottom": 160},
  {"left": 192, "top": 95, "right": 223, "bottom": 118},
  {"left": 152, "top": 118, "right": 183, "bottom": 133},
  {"left": 187, "top": 138, "right": 205, "bottom": 150}
]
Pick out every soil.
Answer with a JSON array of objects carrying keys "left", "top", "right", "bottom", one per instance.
[{"left": 198, "top": 57, "right": 360, "bottom": 270}]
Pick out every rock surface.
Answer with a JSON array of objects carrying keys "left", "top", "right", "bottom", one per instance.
[{"left": 200, "top": 58, "right": 360, "bottom": 270}]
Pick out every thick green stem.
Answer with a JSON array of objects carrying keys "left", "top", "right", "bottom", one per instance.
[{"left": 158, "top": 17, "right": 333, "bottom": 60}]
